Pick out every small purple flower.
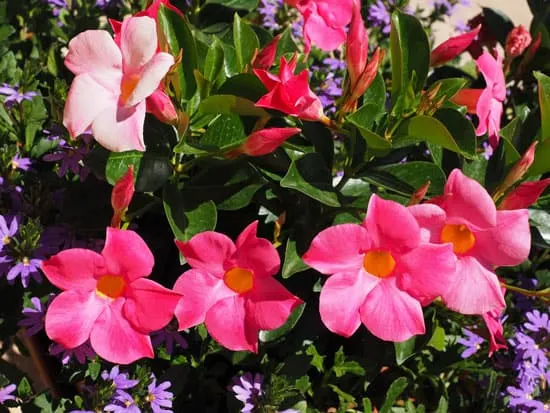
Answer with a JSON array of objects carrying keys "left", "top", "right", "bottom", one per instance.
[
  {"left": 43, "top": 135, "right": 92, "bottom": 181},
  {"left": 146, "top": 376, "right": 173, "bottom": 413},
  {"left": 101, "top": 366, "right": 139, "bottom": 390},
  {"left": 430, "top": 0, "right": 455, "bottom": 16},
  {"left": 455, "top": 20, "right": 470, "bottom": 33},
  {"left": 0, "top": 84, "right": 37, "bottom": 108},
  {"left": 6, "top": 257, "right": 42, "bottom": 287},
  {"left": 11, "top": 153, "right": 32, "bottom": 171},
  {"left": 44, "top": 0, "right": 67, "bottom": 16},
  {"left": 259, "top": 0, "right": 282, "bottom": 31},
  {"left": 49, "top": 341, "right": 95, "bottom": 365},
  {"left": 457, "top": 328, "right": 485, "bottom": 358},
  {"left": 0, "top": 215, "right": 18, "bottom": 250},
  {"left": 230, "top": 373, "right": 264, "bottom": 413},
  {"left": 43, "top": 125, "right": 66, "bottom": 146},
  {"left": 367, "top": 1, "right": 392, "bottom": 34},
  {"left": 528, "top": 400, "right": 550, "bottom": 413},
  {"left": 95, "top": 0, "right": 122, "bottom": 8},
  {"left": 0, "top": 384, "right": 16, "bottom": 404},
  {"left": 482, "top": 141, "right": 493, "bottom": 160},
  {"left": 511, "top": 332, "right": 548, "bottom": 369},
  {"left": 151, "top": 328, "right": 188, "bottom": 355},
  {"left": 506, "top": 383, "right": 536, "bottom": 408},
  {"left": 322, "top": 57, "right": 346, "bottom": 72},
  {"left": 19, "top": 295, "right": 53, "bottom": 336},
  {"left": 105, "top": 390, "right": 141, "bottom": 413},
  {"left": 523, "top": 310, "right": 550, "bottom": 334}
]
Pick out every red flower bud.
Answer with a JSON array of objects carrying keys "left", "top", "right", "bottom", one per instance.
[
  {"left": 505, "top": 25, "right": 532, "bottom": 58},
  {"left": 499, "top": 178, "right": 550, "bottom": 210},
  {"left": 252, "top": 35, "right": 281, "bottom": 71},
  {"left": 111, "top": 165, "right": 135, "bottom": 228},
  {"left": 430, "top": 25, "right": 481, "bottom": 67},
  {"left": 238, "top": 127, "right": 301, "bottom": 156}
]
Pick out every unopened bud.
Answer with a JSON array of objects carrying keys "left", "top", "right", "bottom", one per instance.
[{"left": 506, "top": 25, "right": 532, "bottom": 58}]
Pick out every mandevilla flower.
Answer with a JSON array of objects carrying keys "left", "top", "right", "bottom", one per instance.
[
  {"left": 63, "top": 15, "right": 174, "bottom": 152},
  {"left": 409, "top": 169, "right": 530, "bottom": 315},
  {"left": 303, "top": 195, "right": 456, "bottom": 342},
  {"left": 499, "top": 178, "right": 550, "bottom": 211},
  {"left": 254, "top": 55, "right": 325, "bottom": 122},
  {"left": 251, "top": 34, "right": 280, "bottom": 70},
  {"left": 42, "top": 228, "right": 182, "bottom": 364},
  {"left": 482, "top": 308, "right": 507, "bottom": 356},
  {"left": 174, "top": 221, "right": 303, "bottom": 352}
]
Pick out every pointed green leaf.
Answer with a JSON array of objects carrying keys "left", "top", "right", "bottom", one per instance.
[{"left": 233, "top": 13, "right": 259, "bottom": 71}]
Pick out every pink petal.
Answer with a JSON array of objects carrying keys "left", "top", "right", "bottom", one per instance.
[
  {"left": 90, "top": 298, "right": 154, "bottom": 364},
  {"left": 442, "top": 256, "right": 505, "bottom": 315},
  {"left": 205, "top": 295, "right": 258, "bottom": 352},
  {"left": 482, "top": 309, "right": 507, "bottom": 356},
  {"left": 302, "top": 223, "right": 371, "bottom": 275},
  {"left": 111, "top": 165, "right": 135, "bottom": 212},
  {"left": 364, "top": 195, "right": 420, "bottom": 251},
  {"left": 123, "top": 278, "right": 182, "bottom": 332},
  {"left": 442, "top": 169, "right": 497, "bottom": 231},
  {"left": 173, "top": 269, "right": 234, "bottom": 329},
  {"left": 246, "top": 277, "right": 303, "bottom": 331},
  {"left": 120, "top": 16, "right": 158, "bottom": 73},
  {"left": 41, "top": 249, "right": 104, "bottom": 292},
  {"left": 487, "top": 98, "right": 503, "bottom": 149},
  {"left": 476, "top": 51, "right": 505, "bottom": 101},
  {"left": 408, "top": 203, "right": 447, "bottom": 243},
  {"left": 500, "top": 178, "right": 550, "bottom": 210},
  {"left": 241, "top": 127, "right": 301, "bottom": 156},
  {"left": 475, "top": 88, "right": 492, "bottom": 137},
  {"left": 64, "top": 30, "right": 122, "bottom": 76},
  {"left": 125, "top": 52, "right": 174, "bottom": 106},
  {"left": 346, "top": 0, "right": 368, "bottom": 85},
  {"left": 253, "top": 68, "right": 281, "bottom": 91},
  {"left": 252, "top": 34, "right": 280, "bottom": 70},
  {"left": 451, "top": 88, "right": 483, "bottom": 114},
  {"left": 91, "top": 101, "right": 147, "bottom": 152},
  {"left": 101, "top": 228, "right": 154, "bottom": 282},
  {"left": 63, "top": 73, "right": 119, "bottom": 138},
  {"left": 146, "top": 89, "right": 178, "bottom": 123},
  {"left": 45, "top": 290, "right": 107, "bottom": 349},
  {"left": 360, "top": 278, "right": 426, "bottom": 342},
  {"left": 234, "top": 221, "right": 280, "bottom": 278},
  {"left": 175, "top": 232, "right": 236, "bottom": 277},
  {"left": 320, "top": 270, "right": 379, "bottom": 337},
  {"left": 315, "top": 0, "right": 353, "bottom": 27},
  {"left": 303, "top": 13, "right": 347, "bottom": 51},
  {"left": 473, "top": 209, "right": 530, "bottom": 267},
  {"left": 398, "top": 243, "right": 456, "bottom": 305}
]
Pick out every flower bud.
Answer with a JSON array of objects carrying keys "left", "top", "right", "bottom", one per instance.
[
  {"left": 408, "top": 181, "right": 430, "bottom": 206},
  {"left": 505, "top": 25, "right": 532, "bottom": 58},
  {"left": 499, "top": 178, "right": 550, "bottom": 210},
  {"left": 252, "top": 35, "right": 281, "bottom": 71},
  {"left": 111, "top": 165, "right": 135, "bottom": 228},
  {"left": 499, "top": 141, "right": 538, "bottom": 194},
  {"left": 346, "top": 0, "right": 368, "bottom": 87},
  {"left": 430, "top": 25, "right": 481, "bottom": 67}
]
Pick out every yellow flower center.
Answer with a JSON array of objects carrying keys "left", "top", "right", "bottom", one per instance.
[
  {"left": 440, "top": 224, "right": 476, "bottom": 254},
  {"left": 96, "top": 275, "right": 126, "bottom": 299},
  {"left": 224, "top": 267, "right": 254, "bottom": 294},
  {"left": 3, "top": 235, "right": 10, "bottom": 245},
  {"left": 363, "top": 250, "right": 396, "bottom": 278}
]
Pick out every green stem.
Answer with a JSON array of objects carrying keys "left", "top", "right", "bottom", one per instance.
[{"left": 502, "top": 283, "right": 550, "bottom": 298}]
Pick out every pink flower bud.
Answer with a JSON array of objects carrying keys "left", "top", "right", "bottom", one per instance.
[
  {"left": 505, "top": 25, "right": 532, "bottom": 58},
  {"left": 235, "top": 127, "right": 301, "bottom": 157},
  {"left": 499, "top": 178, "right": 550, "bottom": 210},
  {"left": 408, "top": 181, "right": 431, "bottom": 206},
  {"left": 111, "top": 165, "right": 135, "bottom": 228},
  {"left": 500, "top": 141, "right": 538, "bottom": 192},
  {"left": 346, "top": 0, "right": 368, "bottom": 87},
  {"left": 430, "top": 25, "right": 481, "bottom": 67},
  {"left": 252, "top": 35, "right": 281, "bottom": 71}
]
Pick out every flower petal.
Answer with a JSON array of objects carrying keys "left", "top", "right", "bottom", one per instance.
[
  {"left": 360, "top": 278, "right": 425, "bottom": 342},
  {"left": 123, "top": 278, "right": 182, "bottom": 332},
  {"left": 101, "top": 228, "right": 154, "bottom": 282},
  {"left": 234, "top": 221, "right": 280, "bottom": 278},
  {"left": 41, "top": 249, "right": 104, "bottom": 292},
  {"left": 175, "top": 232, "right": 236, "bottom": 277},
  {"left": 121, "top": 16, "right": 158, "bottom": 72},
  {"left": 65, "top": 30, "right": 122, "bottom": 76},
  {"left": 173, "top": 269, "right": 234, "bottom": 329},
  {"left": 125, "top": 52, "right": 174, "bottom": 106},
  {"left": 303, "top": 13, "right": 347, "bottom": 51},
  {"left": 442, "top": 256, "right": 505, "bottom": 315},
  {"left": 319, "top": 270, "right": 379, "bottom": 337},
  {"left": 302, "top": 223, "right": 371, "bottom": 275},
  {"left": 45, "top": 290, "right": 107, "bottom": 349},
  {"left": 90, "top": 298, "right": 154, "bottom": 364},
  {"left": 408, "top": 203, "right": 447, "bottom": 243},
  {"left": 205, "top": 295, "right": 258, "bottom": 352},
  {"left": 475, "top": 87, "right": 492, "bottom": 137}
]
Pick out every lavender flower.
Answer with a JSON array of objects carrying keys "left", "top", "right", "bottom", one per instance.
[
  {"left": 95, "top": 0, "right": 122, "bottom": 8},
  {"left": 367, "top": 1, "right": 392, "bottom": 34},
  {"left": 430, "top": 0, "right": 455, "bottom": 16},
  {"left": 44, "top": 0, "right": 67, "bottom": 16},
  {"left": 259, "top": 0, "right": 282, "bottom": 31},
  {"left": 482, "top": 141, "right": 493, "bottom": 160},
  {"left": 523, "top": 310, "right": 550, "bottom": 333},
  {"left": 43, "top": 125, "right": 66, "bottom": 146},
  {"left": 511, "top": 332, "right": 548, "bottom": 368},
  {"left": 0, "top": 84, "right": 37, "bottom": 108},
  {"left": 457, "top": 328, "right": 485, "bottom": 358},
  {"left": 151, "top": 328, "right": 188, "bottom": 355},
  {"left": 102, "top": 366, "right": 139, "bottom": 390},
  {"left": 0, "top": 384, "right": 16, "bottom": 404},
  {"left": 0, "top": 215, "right": 18, "bottom": 250},
  {"left": 43, "top": 134, "right": 92, "bottom": 181},
  {"left": 230, "top": 373, "right": 264, "bottom": 413},
  {"left": 6, "top": 257, "right": 42, "bottom": 287},
  {"left": 11, "top": 153, "right": 32, "bottom": 171},
  {"left": 506, "top": 383, "right": 537, "bottom": 409},
  {"left": 105, "top": 390, "right": 141, "bottom": 413},
  {"left": 49, "top": 341, "right": 95, "bottom": 365},
  {"left": 146, "top": 376, "right": 173, "bottom": 413},
  {"left": 19, "top": 295, "right": 53, "bottom": 336},
  {"left": 454, "top": 19, "right": 470, "bottom": 33}
]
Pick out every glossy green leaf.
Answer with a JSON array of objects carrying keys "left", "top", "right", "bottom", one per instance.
[
  {"left": 198, "top": 94, "right": 268, "bottom": 117},
  {"left": 233, "top": 13, "right": 259, "bottom": 72},
  {"left": 186, "top": 114, "right": 247, "bottom": 153},
  {"left": 204, "top": 38, "right": 225, "bottom": 82},
  {"left": 362, "top": 72, "right": 386, "bottom": 110},
  {"left": 105, "top": 151, "right": 171, "bottom": 193},
  {"left": 347, "top": 103, "right": 381, "bottom": 131},
  {"left": 433, "top": 108, "right": 477, "bottom": 156},
  {"left": 428, "top": 325, "right": 446, "bottom": 351},
  {"left": 158, "top": 5, "right": 198, "bottom": 101},
  {"left": 282, "top": 238, "right": 309, "bottom": 278},
  {"left": 205, "top": 0, "right": 258, "bottom": 10},
  {"left": 426, "top": 78, "right": 468, "bottom": 101},
  {"left": 259, "top": 303, "right": 305, "bottom": 342},
  {"left": 394, "top": 337, "right": 416, "bottom": 365},
  {"left": 380, "top": 377, "right": 409, "bottom": 413},
  {"left": 535, "top": 71, "right": 550, "bottom": 140},
  {"left": 281, "top": 153, "right": 340, "bottom": 207},
  {"left": 276, "top": 27, "right": 299, "bottom": 59},
  {"left": 218, "top": 73, "right": 267, "bottom": 101}
]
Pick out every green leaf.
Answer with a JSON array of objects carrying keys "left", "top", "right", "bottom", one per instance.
[
  {"left": 218, "top": 73, "right": 267, "bottom": 101},
  {"left": 380, "top": 377, "right": 409, "bottom": 413},
  {"left": 363, "top": 72, "right": 386, "bottom": 110},
  {"left": 87, "top": 360, "right": 101, "bottom": 381},
  {"left": 390, "top": 10, "right": 430, "bottom": 99},
  {"left": 205, "top": 0, "right": 258, "bottom": 10},
  {"left": 281, "top": 153, "right": 340, "bottom": 207},
  {"left": 348, "top": 103, "right": 381, "bottom": 131},
  {"left": 203, "top": 114, "right": 247, "bottom": 149},
  {"left": 233, "top": 13, "right": 259, "bottom": 72},
  {"left": 105, "top": 151, "right": 171, "bottom": 193},
  {"left": 259, "top": 303, "right": 305, "bottom": 342},
  {"left": 21, "top": 97, "right": 47, "bottom": 151},
  {"left": 333, "top": 347, "right": 365, "bottom": 377},
  {"left": 394, "top": 337, "right": 417, "bottom": 365},
  {"left": 204, "top": 38, "right": 225, "bottom": 82},
  {"left": 363, "top": 398, "right": 373, "bottom": 413},
  {"left": 427, "top": 325, "right": 446, "bottom": 351},
  {"left": 535, "top": 71, "right": 550, "bottom": 140},
  {"left": 427, "top": 78, "right": 468, "bottom": 101},
  {"left": 18, "top": 377, "right": 32, "bottom": 398},
  {"left": 276, "top": 27, "right": 299, "bottom": 59},
  {"left": 282, "top": 238, "right": 309, "bottom": 278},
  {"left": 198, "top": 94, "right": 268, "bottom": 117},
  {"left": 158, "top": 4, "right": 198, "bottom": 101},
  {"left": 369, "top": 162, "right": 447, "bottom": 196},
  {"left": 433, "top": 108, "right": 477, "bottom": 156}
]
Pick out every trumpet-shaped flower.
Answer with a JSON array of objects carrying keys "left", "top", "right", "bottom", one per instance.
[
  {"left": 303, "top": 195, "right": 456, "bottom": 342},
  {"left": 173, "top": 221, "right": 303, "bottom": 352},
  {"left": 63, "top": 16, "right": 174, "bottom": 152},
  {"left": 42, "top": 228, "right": 182, "bottom": 364},
  {"left": 409, "top": 169, "right": 530, "bottom": 315},
  {"left": 254, "top": 55, "right": 325, "bottom": 122}
]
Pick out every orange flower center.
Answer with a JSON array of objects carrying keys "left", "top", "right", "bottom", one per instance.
[
  {"left": 96, "top": 275, "right": 126, "bottom": 299},
  {"left": 440, "top": 224, "right": 475, "bottom": 254},
  {"left": 120, "top": 74, "right": 140, "bottom": 105},
  {"left": 363, "top": 250, "right": 396, "bottom": 278},
  {"left": 223, "top": 267, "right": 254, "bottom": 294}
]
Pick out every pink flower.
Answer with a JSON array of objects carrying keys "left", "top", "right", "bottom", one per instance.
[
  {"left": 42, "top": 228, "right": 182, "bottom": 364},
  {"left": 505, "top": 25, "right": 532, "bottom": 58},
  {"left": 482, "top": 308, "right": 507, "bottom": 356},
  {"left": 409, "top": 169, "right": 530, "bottom": 315},
  {"left": 173, "top": 221, "right": 303, "bottom": 352},
  {"left": 254, "top": 55, "right": 325, "bottom": 122},
  {"left": 302, "top": 195, "right": 456, "bottom": 342},
  {"left": 111, "top": 165, "right": 135, "bottom": 228},
  {"left": 286, "top": 0, "right": 353, "bottom": 53},
  {"left": 499, "top": 178, "right": 550, "bottom": 210},
  {"left": 229, "top": 127, "right": 301, "bottom": 157},
  {"left": 63, "top": 16, "right": 175, "bottom": 152}
]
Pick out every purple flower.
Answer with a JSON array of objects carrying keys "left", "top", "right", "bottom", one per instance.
[
  {"left": 43, "top": 125, "right": 66, "bottom": 146},
  {"left": 0, "top": 215, "right": 18, "bottom": 250},
  {"left": 101, "top": 366, "right": 139, "bottom": 390},
  {"left": 511, "top": 332, "right": 548, "bottom": 369},
  {"left": 19, "top": 295, "right": 53, "bottom": 336},
  {"left": 506, "top": 383, "right": 536, "bottom": 408},
  {"left": 523, "top": 310, "right": 550, "bottom": 334},
  {"left": 528, "top": 400, "right": 550, "bottom": 413},
  {"left": 0, "top": 84, "right": 37, "bottom": 108},
  {"left": 259, "top": 0, "right": 283, "bottom": 30},
  {"left": 6, "top": 257, "right": 43, "bottom": 287},
  {"left": 44, "top": 0, "right": 67, "bottom": 17},
  {"left": 105, "top": 390, "right": 141, "bottom": 413},
  {"left": 146, "top": 376, "right": 173, "bottom": 413},
  {"left": 43, "top": 135, "right": 92, "bottom": 181},
  {"left": 11, "top": 153, "right": 32, "bottom": 171},
  {"left": 454, "top": 20, "right": 470, "bottom": 33},
  {"left": 482, "top": 141, "right": 493, "bottom": 160},
  {"left": 151, "top": 328, "right": 188, "bottom": 355},
  {"left": 0, "top": 384, "right": 16, "bottom": 404},
  {"left": 230, "top": 373, "right": 264, "bottom": 413},
  {"left": 367, "top": 1, "right": 392, "bottom": 34},
  {"left": 457, "top": 328, "right": 485, "bottom": 358},
  {"left": 430, "top": 0, "right": 454, "bottom": 16},
  {"left": 49, "top": 341, "right": 95, "bottom": 365},
  {"left": 322, "top": 57, "right": 346, "bottom": 72},
  {"left": 95, "top": 0, "right": 122, "bottom": 8}
]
